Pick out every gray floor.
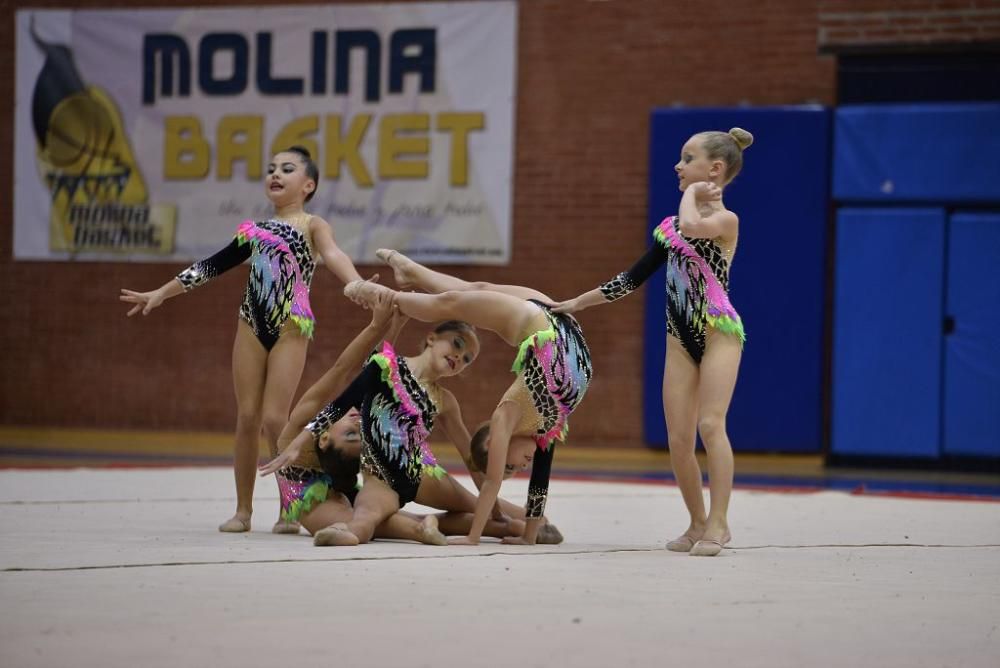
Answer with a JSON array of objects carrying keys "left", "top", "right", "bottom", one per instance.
[{"left": 1, "top": 467, "right": 998, "bottom": 668}]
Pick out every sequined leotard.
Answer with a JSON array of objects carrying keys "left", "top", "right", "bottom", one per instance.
[
  {"left": 305, "top": 342, "right": 445, "bottom": 506},
  {"left": 275, "top": 435, "right": 361, "bottom": 524},
  {"left": 503, "top": 300, "right": 593, "bottom": 518},
  {"left": 176, "top": 219, "right": 316, "bottom": 350},
  {"left": 599, "top": 216, "right": 745, "bottom": 364}
]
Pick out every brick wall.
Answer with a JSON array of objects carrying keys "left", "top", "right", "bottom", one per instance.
[
  {"left": 1, "top": 0, "right": 992, "bottom": 447},
  {"left": 819, "top": 0, "right": 1000, "bottom": 48}
]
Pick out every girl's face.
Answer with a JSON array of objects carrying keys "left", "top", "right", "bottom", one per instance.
[
  {"left": 674, "top": 137, "right": 720, "bottom": 191},
  {"left": 425, "top": 330, "right": 479, "bottom": 378},
  {"left": 265, "top": 152, "right": 314, "bottom": 207},
  {"left": 317, "top": 408, "right": 363, "bottom": 458},
  {"left": 503, "top": 436, "right": 536, "bottom": 479}
]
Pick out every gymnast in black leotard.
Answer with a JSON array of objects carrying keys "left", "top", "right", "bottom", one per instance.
[
  {"left": 175, "top": 218, "right": 318, "bottom": 351},
  {"left": 553, "top": 127, "right": 754, "bottom": 557},
  {"left": 120, "top": 146, "right": 364, "bottom": 535},
  {"left": 596, "top": 213, "right": 743, "bottom": 364}
]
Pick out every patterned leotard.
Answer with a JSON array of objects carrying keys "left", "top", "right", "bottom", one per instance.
[
  {"left": 176, "top": 219, "right": 316, "bottom": 350},
  {"left": 305, "top": 342, "right": 445, "bottom": 506},
  {"left": 275, "top": 429, "right": 361, "bottom": 524},
  {"left": 506, "top": 300, "right": 593, "bottom": 517},
  {"left": 599, "top": 216, "right": 745, "bottom": 364}
]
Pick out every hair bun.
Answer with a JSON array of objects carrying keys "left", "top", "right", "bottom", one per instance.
[{"left": 728, "top": 127, "right": 753, "bottom": 151}]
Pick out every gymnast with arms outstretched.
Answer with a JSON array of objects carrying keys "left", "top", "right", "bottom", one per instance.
[{"left": 120, "top": 147, "right": 364, "bottom": 534}]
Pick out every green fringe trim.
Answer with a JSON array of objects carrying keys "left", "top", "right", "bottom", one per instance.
[
  {"left": 423, "top": 464, "right": 447, "bottom": 479},
  {"left": 706, "top": 314, "right": 747, "bottom": 345},
  {"left": 290, "top": 314, "right": 315, "bottom": 339},
  {"left": 511, "top": 326, "right": 557, "bottom": 373},
  {"left": 652, "top": 225, "right": 668, "bottom": 248},
  {"left": 370, "top": 353, "right": 400, "bottom": 402},
  {"left": 281, "top": 479, "right": 330, "bottom": 523}
]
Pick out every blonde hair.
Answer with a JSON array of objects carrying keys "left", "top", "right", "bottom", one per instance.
[{"left": 694, "top": 127, "right": 754, "bottom": 184}]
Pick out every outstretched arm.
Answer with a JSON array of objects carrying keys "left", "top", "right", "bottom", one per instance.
[
  {"left": 120, "top": 234, "right": 251, "bottom": 316},
  {"left": 310, "top": 216, "right": 364, "bottom": 285},
  {"left": 258, "top": 428, "right": 313, "bottom": 476},
  {"left": 448, "top": 400, "right": 521, "bottom": 545},
  {"left": 552, "top": 243, "right": 668, "bottom": 314},
  {"left": 119, "top": 279, "right": 186, "bottom": 317}
]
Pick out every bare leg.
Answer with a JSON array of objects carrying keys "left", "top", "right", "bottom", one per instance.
[
  {"left": 313, "top": 475, "right": 401, "bottom": 546},
  {"left": 690, "top": 329, "right": 741, "bottom": 556},
  {"left": 663, "top": 335, "right": 705, "bottom": 550},
  {"left": 414, "top": 473, "right": 479, "bottom": 512},
  {"left": 435, "top": 512, "right": 522, "bottom": 539},
  {"left": 375, "top": 512, "right": 447, "bottom": 546},
  {"left": 260, "top": 330, "right": 309, "bottom": 458},
  {"left": 415, "top": 474, "right": 560, "bottom": 540},
  {"left": 260, "top": 330, "right": 310, "bottom": 533},
  {"left": 299, "top": 493, "right": 354, "bottom": 535},
  {"left": 347, "top": 281, "right": 546, "bottom": 347},
  {"left": 301, "top": 494, "right": 444, "bottom": 545},
  {"left": 415, "top": 473, "right": 527, "bottom": 519},
  {"left": 220, "top": 322, "right": 268, "bottom": 532},
  {"left": 377, "top": 249, "right": 555, "bottom": 303}
]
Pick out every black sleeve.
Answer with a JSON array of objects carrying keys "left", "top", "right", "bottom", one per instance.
[
  {"left": 175, "top": 236, "right": 252, "bottom": 291},
  {"left": 525, "top": 441, "right": 556, "bottom": 519},
  {"left": 305, "top": 362, "right": 378, "bottom": 441},
  {"left": 597, "top": 244, "right": 669, "bottom": 302}
]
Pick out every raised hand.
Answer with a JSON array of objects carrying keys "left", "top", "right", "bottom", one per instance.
[
  {"left": 369, "top": 287, "right": 398, "bottom": 328},
  {"left": 691, "top": 181, "right": 722, "bottom": 202}
]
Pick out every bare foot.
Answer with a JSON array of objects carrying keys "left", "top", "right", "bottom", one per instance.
[
  {"left": 375, "top": 248, "right": 415, "bottom": 289},
  {"left": 313, "top": 523, "right": 360, "bottom": 546},
  {"left": 218, "top": 513, "right": 251, "bottom": 533},
  {"left": 271, "top": 519, "right": 302, "bottom": 535},
  {"left": 417, "top": 515, "right": 447, "bottom": 546}
]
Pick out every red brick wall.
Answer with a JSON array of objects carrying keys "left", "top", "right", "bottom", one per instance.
[
  {"left": 819, "top": 0, "right": 1000, "bottom": 48},
  {"left": 1, "top": 0, "right": 992, "bottom": 447}
]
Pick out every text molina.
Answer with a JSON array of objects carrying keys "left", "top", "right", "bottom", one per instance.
[{"left": 143, "top": 29, "right": 436, "bottom": 105}]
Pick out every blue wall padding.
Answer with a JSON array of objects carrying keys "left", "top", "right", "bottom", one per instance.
[
  {"left": 831, "top": 208, "right": 945, "bottom": 457},
  {"left": 833, "top": 103, "right": 1000, "bottom": 203},
  {"left": 944, "top": 211, "right": 1000, "bottom": 457},
  {"left": 643, "top": 107, "right": 829, "bottom": 452}
]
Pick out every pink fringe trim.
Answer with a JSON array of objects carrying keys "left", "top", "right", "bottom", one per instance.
[
  {"left": 654, "top": 217, "right": 745, "bottom": 343},
  {"left": 371, "top": 342, "right": 439, "bottom": 470}
]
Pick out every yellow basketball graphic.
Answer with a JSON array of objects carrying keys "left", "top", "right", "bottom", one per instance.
[{"left": 30, "top": 19, "right": 173, "bottom": 254}]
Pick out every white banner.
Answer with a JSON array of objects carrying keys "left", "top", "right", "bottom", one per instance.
[{"left": 14, "top": 3, "right": 516, "bottom": 264}]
